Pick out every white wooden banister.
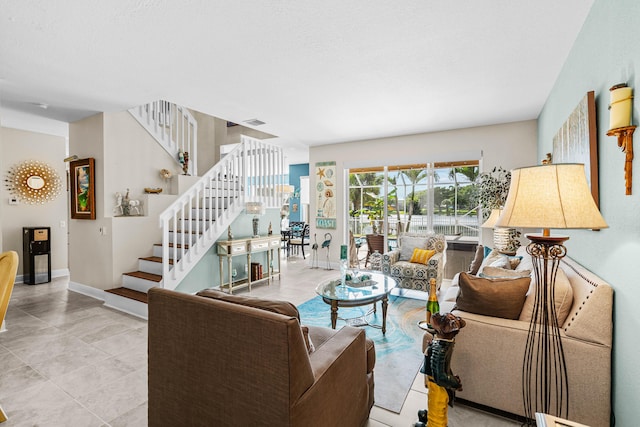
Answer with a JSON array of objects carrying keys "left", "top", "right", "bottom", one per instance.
[
  {"left": 129, "top": 100, "right": 198, "bottom": 176},
  {"left": 159, "top": 135, "right": 286, "bottom": 290}
]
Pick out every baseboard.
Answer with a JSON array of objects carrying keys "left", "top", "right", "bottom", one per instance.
[
  {"left": 15, "top": 268, "right": 70, "bottom": 284},
  {"left": 68, "top": 281, "right": 106, "bottom": 301}
]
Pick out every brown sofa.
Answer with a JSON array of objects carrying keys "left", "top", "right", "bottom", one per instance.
[
  {"left": 148, "top": 288, "right": 375, "bottom": 427},
  {"left": 432, "top": 248, "right": 613, "bottom": 427}
]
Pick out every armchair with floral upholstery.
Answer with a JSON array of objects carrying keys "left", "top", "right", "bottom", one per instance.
[{"left": 381, "top": 233, "right": 446, "bottom": 292}]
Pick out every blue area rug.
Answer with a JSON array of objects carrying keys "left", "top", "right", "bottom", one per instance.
[{"left": 297, "top": 295, "right": 425, "bottom": 413}]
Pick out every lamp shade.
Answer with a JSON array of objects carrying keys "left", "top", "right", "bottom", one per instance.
[
  {"left": 495, "top": 164, "right": 608, "bottom": 230},
  {"left": 481, "top": 209, "right": 503, "bottom": 228},
  {"left": 245, "top": 201, "right": 265, "bottom": 215}
]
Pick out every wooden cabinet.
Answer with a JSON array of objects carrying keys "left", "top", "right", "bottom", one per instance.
[{"left": 217, "top": 236, "right": 281, "bottom": 293}]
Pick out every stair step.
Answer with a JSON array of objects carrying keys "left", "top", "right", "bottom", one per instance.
[
  {"left": 154, "top": 243, "right": 190, "bottom": 249},
  {"left": 123, "top": 271, "right": 162, "bottom": 282},
  {"left": 139, "top": 256, "right": 173, "bottom": 264},
  {"left": 104, "top": 287, "right": 149, "bottom": 304}
]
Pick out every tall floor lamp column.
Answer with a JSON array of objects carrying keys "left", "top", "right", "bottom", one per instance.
[{"left": 495, "top": 164, "right": 608, "bottom": 422}]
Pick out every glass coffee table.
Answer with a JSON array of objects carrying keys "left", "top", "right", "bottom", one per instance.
[{"left": 315, "top": 271, "right": 397, "bottom": 334}]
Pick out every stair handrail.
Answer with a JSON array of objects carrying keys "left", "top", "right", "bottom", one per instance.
[
  {"left": 159, "top": 135, "right": 286, "bottom": 290},
  {"left": 129, "top": 100, "right": 198, "bottom": 175}
]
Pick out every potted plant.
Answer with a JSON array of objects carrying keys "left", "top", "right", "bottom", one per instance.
[{"left": 476, "top": 166, "right": 511, "bottom": 220}]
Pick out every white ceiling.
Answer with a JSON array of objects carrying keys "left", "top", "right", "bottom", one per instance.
[{"left": 0, "top": 1, "right": 594, "bottom": 164}]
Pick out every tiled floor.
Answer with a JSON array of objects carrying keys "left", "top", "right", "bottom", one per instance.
[{"left": 0, "top": 255, "right": 519, "bottom": 426}]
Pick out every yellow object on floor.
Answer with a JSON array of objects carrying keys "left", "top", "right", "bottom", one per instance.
[
  {"left": 0, "top": 251, "right": 19, "bottom": 333},
  {"left": 427, "top": 377, "right": 449, "bottom": 427},
  {"left": 0, "top": 404, "right": 7, "bottom": 422}
]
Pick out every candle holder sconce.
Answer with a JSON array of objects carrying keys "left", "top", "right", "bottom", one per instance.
[{"left": 608, "top": 83, "right": 636, "bottom": 195}]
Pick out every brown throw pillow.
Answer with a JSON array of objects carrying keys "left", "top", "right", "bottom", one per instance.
[
  {"left": 196, "top": 289, "right": 315, "bottom": 354},
  {"left": 455, "top": 272, "right": 530, "bottom": 320},
  {"left": 468, "top": 244, "right": 484, "bottom": 275}
]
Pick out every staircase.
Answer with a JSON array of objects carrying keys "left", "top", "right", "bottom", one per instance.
[
  {"left": 103, "top": 131, "right": 287, "bottom": 318},
  {"left": 128, "top": 100, "right": 198, "bottom": 175}
]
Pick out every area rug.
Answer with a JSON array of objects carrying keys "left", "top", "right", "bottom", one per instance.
[{"left": 297, "top": 295, "right": 426, "bottom": 413}]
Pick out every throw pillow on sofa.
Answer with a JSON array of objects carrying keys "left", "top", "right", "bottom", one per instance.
[
  {"left": 409, "top": 248, "right": 436, "bottom": 265},
  {"left": 468, "top": 244, "right": 484, "bottom": 275},
  {"left": 518, "top": 267, "right": 573, "bottom": 326},
  {"left": 455, "top": 272, "right": 530, "bottom": 320},
  {"left": 480, "top": 266, "right": 531, "bottom": 279},
  {"left": 398, "top": 235, "right": 429, "bottom": 261}
]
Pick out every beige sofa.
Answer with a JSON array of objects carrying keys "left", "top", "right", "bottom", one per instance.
[
  {"left": 148, "top": 288, "right": 375, "bottom": 427},
  {"left": 436, "top": 247, "right": 613, "bottom": 427}
]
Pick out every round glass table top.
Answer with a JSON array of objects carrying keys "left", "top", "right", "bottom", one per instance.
[{"left": 315, "top": 271, "right": 397, "bottom": 302}]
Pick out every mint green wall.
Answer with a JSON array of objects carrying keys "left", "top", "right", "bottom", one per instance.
[
  {"left": 175, "top": 208, "right": 282, "bottom": 293},
  {"left": 538, "top": 1, "right": 640, "bottom": 424}
]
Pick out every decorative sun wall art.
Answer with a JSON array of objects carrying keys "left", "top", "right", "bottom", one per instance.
[{"left": 5, "top": 160, "right": 62, "bottom": 204}]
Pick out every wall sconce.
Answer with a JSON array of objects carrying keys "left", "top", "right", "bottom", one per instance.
[
  {"left": 607, "top": 83, "right": 636, "bottom": 195},
  {"left": 245, "top": 201, "right": 265, "bottom": 237}
]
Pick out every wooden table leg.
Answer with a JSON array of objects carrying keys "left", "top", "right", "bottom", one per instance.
[
  {"left": 331, "top": 300, "right": 338, "bottom": 329},
  {"left": 382, "top": 295, "right": 389, "bottom": 334}
]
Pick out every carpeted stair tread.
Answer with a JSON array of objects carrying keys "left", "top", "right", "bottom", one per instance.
[
  {"left": 105, "top": 287, "right": 148, "bottom": 304},
  {"left": 123, "top": 271, "right": 162, "bottom": 282},
  {"left": 139, "top": 256, "right": 173, "bottom": 264}
]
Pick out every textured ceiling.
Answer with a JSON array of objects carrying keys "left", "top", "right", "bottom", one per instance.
[{"left": 0, "top": 1, "right": 594, "bottom": 164}]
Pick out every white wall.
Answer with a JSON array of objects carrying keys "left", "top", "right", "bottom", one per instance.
[
  {"left": 68, "top": 112, "right": 186, "bottom": 290},
  {"left": 309, "top": 120, "right": 538, "bottom": 264},
  {"left": 0, "top": 127, "right": 68, "bottom": 277}
]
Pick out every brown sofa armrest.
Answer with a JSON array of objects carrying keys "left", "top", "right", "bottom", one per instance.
[{"left": 292, "top": 326, "right": 372, "bottom": 426}]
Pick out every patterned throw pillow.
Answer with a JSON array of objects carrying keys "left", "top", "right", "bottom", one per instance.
[{"left": 409, "top": 248, "right": 436, "bottom": 265}]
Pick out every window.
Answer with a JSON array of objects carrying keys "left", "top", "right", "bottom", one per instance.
[{"left": 348, "top": 161, "right": 480, "bottom": 242}]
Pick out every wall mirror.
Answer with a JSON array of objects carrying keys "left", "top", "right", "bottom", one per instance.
[{"left": 5, "top": 160, "right": 62, "bottom": 204}]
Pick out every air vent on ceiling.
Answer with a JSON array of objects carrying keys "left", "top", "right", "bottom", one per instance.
[{"left": 243, "top": 119, "right": 266, "bottom": 126}]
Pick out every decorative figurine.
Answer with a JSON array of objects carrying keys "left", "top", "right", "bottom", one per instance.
[
  {"left": 311, "top": 234, "right": 319, "bottom": 269},
  {"left": 321, "top": 233, "right": 332, "bottom": 270},
  {"left": 228, "top": 226, "right": 233, "bottom": 241},
  {"left": 268, "top": 221, "right": 273, "bottom": 235},
  {"left": 414, "top": 312, "right": 466, "bottom": 427}
]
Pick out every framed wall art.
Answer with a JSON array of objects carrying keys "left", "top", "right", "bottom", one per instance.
[
  {"left": 315, "top": 161, "right": 336, "bottom": 229},
  {"left": 70, "top": 157, "right": 96, "bottom": 219},
  {"left": 552, "top": 91, "right": 599, "bottom": 206}
]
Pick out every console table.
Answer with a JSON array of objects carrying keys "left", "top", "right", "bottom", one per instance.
[{"left": 217, "top": 236, "right": 281, "bottom": 294}]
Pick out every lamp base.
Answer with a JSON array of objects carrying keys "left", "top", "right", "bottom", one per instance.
[
  {"left": 522, "top": 233, "right": 570, "bottom": 422},
  {"left": 252, "top": 217, "right": 260, "bottom": 238}
]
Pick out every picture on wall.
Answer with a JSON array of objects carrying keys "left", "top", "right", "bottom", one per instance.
[
  {"left": 70, "top": 157, "right": 96, "bottom": 220},
  {"left": 552, "top": 91, "right": 599, "bottom": 206},
  {"left": 315, "top": 161, "right": 336, "bottom": 229}
]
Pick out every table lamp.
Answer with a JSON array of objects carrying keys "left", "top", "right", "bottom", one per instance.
[
  {"left": 494, "top": 163, "right": 608, "bottom": 422},
  {"left": 481, "top": 208, "right": 520, "bottom": 255},
  {"left": 245, "top": 201, "right": 265, "bottom": 238}
]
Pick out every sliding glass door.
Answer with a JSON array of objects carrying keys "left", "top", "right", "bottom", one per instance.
[{"left": 348, "top": 161, "right": 480, "bottom": 247}]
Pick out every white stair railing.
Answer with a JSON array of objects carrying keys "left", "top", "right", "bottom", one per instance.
[
  {"left": 129, "top": 100, "right": 198, "bottom": 176},
  {"left": 159, "top": 135, "right": 286, "bottom": 290}
]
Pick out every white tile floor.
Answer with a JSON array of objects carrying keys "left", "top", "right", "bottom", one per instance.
[{"left": 0, "top": 255, "right": 520, "bottom": 426}]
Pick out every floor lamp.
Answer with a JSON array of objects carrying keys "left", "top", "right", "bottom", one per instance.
[{"left": 494, "top": 164, "right": 608, "bottom": 422}]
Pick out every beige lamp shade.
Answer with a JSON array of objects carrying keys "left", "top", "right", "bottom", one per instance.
[
  {"left": 245, "top": 201, "right": 265, "bottom": 215},
  {"left": 481, "top": 209, "right": 503, "bottom": 228},
  {"left": 495, "top": 164, "right": 608, "bottom": 230}
]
